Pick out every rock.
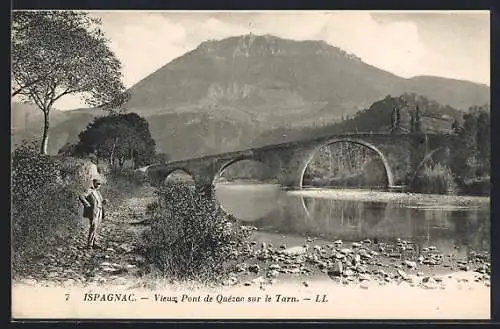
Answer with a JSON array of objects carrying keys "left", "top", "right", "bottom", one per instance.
[
  {"left": 333, "top": 240, "right": 343, "bottom": 247},
  {"left": 423, "top": 259, "right": 438, "bottom": 266},
  {"left": 327, "top": 260, "right": 343, "bottom": 278},
  {"left": 340, "top": 248, "right": 352, "bottom": 255},
  {"left": 458, "top": 264, "right": 469, "bottom": 271},
  {"left": 359, "top": 274, "right": 371, "bottom": 282},
  {"left": 433, "top": 276, "right": 443, "bottom": 283},
  {"left": 358, "top": 249, "right": 372, "bottom": 260},
  {"left": 334, "top": 253, "right": 345, "bottom": 260},
  {"left": 397, "top": 269, "right": 408, "bottom": 280},
  {"left": 289, "top": 268, "right": 301, "bottom": 274},
  {"left": 352, "top": 242, "right": 361, "bottom": 248},
  {"left": 416, "top": 272, "right": 425, "bottom": 277},
  {"left": 352, "top": 254, "right": 361, "bottom": 267},
  {"left": 422, "top": 276, "right": 436, "bottom": 284},
  {"left": 404, "top": 260, "right": 417, "bottom": 269},
  {"left": 248, "top": 264, "right": 260, "bottom": 274},
  {"left": 243, "top": 281, "right": 252, "bottom": 286},
  {"left": 360, "top": 284, "right": 369, "bottom": 290},
  {"left": 356, "top": 265, "right": 368, "bottom": 274},
  {"left": 362, "top": 239, "right": 372, "bottom": 245},
  {"left": 283, "top": 246, "right": 307, "bottom": 256},
  {"left": 428, "top": 246, "right": 437, "bottom": 251},
  {"left": 302, "top": 281, "right": 309, "bottom": 287},
  {"left": 269, "top": 264, "right": 280, "bottom": 271},
  {"left": 266, "top": 270, "right": 279, "bottom": 279},
  {"left": 343, "top": 269, "right": 355, "bottom": 277}
]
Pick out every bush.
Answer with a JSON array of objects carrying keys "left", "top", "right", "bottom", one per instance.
[
  {"left": 11, "top": 141, "right": 86, "bottom": 269},
  {"left": 100, "top": 167, "right": 147, "bottom": 203},
  {"left": 140, "top": 182, "right": 246, "bottom": 284},
  {"left": 411, "top": 162, "right": 457, "bottom": 195}
]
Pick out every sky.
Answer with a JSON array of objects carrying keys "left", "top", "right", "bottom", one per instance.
[{"left": 35, "top": 11, "right": 491, "bottom": 110}]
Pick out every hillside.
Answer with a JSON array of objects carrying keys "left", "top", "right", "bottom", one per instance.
[
  {"left": 253, "top": 93, "right": 465, "bottom": 146},
  {"left": 11, "top": 34, "right": 489, "bottom": 158}
]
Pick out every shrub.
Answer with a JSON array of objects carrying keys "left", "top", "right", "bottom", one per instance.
[
  {"left": 140, "top": 182, "right": 246, "bottom": 284},
  {"left": 11, "top": 141, "right": 86, "bottom": 269},
  {"left": 411, "top": 162, "right": 457, "bottom": 195}
]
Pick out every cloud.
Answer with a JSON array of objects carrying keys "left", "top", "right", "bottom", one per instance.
[{"left": 96, "top": 12, "right": 188, "bottom": 87}]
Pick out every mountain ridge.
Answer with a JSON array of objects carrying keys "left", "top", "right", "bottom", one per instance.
[{"left": 11, "top": 34, "right": 490, "bottom": 159}]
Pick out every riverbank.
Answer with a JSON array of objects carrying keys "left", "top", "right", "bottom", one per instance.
[
  {"left": 11, "top": 185, "right": 490, "bottom": 319},
  {"left": 289, "top": 188, "right": 490, "bottom": 207}
]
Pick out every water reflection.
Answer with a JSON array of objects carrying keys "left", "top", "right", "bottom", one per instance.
[{"left": 214, "top": 183, "right": 490, "bottom": 255}]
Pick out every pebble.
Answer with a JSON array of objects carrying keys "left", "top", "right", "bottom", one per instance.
[
  {"left": 397, "top": 269, "right": 408, "bottom": 280},
  {"left": 359, "top": 274, "right": 371, "bottom": 282},
  {"left": 248, "top": 264, "right": 260, "bottom": 274},
  {"left": 327, "top": 260, "right": 343, "bottom": 278},
  {"left": 404, "top": 260, "right": 417, "bottom": 269}
]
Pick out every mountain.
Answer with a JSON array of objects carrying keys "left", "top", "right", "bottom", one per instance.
[{"left": 11, "top": 34, "right": 489, "bottom": 158}]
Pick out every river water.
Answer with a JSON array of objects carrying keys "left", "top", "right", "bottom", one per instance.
[{"left": 214, "top": 183, "right": 490, "bottom": 257}]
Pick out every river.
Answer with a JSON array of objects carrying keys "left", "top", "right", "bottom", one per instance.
[{"left": 214, "top": 182, "right": 490, "bottom": 258}]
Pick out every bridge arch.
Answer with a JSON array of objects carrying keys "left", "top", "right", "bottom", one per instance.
[
  {"left": 214, "top": 156, "right": 275, "bottom": 184},
  {"left": 299, "top": 138, "right": 395, "bottom": 189},
  {"left": 163, "top": 168, "right": 195, "bottom": 184}
]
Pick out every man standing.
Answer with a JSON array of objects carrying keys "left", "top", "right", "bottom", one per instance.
[{"left": 79, "top": 178, "right": 107, "bottom": 249}]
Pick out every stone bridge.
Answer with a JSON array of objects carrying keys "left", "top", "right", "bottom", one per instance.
[{"left": 145, "top": 133, "right": 459, "bottom": 196}]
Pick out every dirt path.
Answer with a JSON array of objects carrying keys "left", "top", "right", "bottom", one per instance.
[{"left": 13, "top": 186, "right": 156, "bottom": 288}]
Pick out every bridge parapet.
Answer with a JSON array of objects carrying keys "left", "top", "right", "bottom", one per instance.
[{"left": 146, "top": 133, "right": 457, "bottom": 194}]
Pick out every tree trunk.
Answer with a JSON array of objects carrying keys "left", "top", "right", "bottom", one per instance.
[
  {"left": 40, "top": 110, "right": 50, "bottom": 154},
  {"left": 110, "top": 138, "right": 118, "bottom": 167}
]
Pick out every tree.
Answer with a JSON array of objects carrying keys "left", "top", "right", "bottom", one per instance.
[
  {"left": 11, "top": 11, "right": 128, "bottom": 154},
  {"left": 450, "top": 105, "right": 490, "bottom": 180},
  {"left": 414, "top": 105, "right": 422, "bottom": 133},
  {"left": 76, "top": 113, "right": 156, "bottom": 169}
]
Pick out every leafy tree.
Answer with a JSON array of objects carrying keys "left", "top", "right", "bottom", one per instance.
[
  {"left": 76, "top": 113, "right": 156, "bottom": 169},
  {"left": 451, "top": 104, "right": 490, "bottom": 180},
  {"left": 11, "top": 11, "right": 127, "bottom": 154}
]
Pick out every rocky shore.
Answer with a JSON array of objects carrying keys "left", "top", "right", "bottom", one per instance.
[
  {"left": 289, "top": 188, "right": 490, "bottom": 207},
  {"left": 222, "top": 226, "right": 490, "bottom": 291}
]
